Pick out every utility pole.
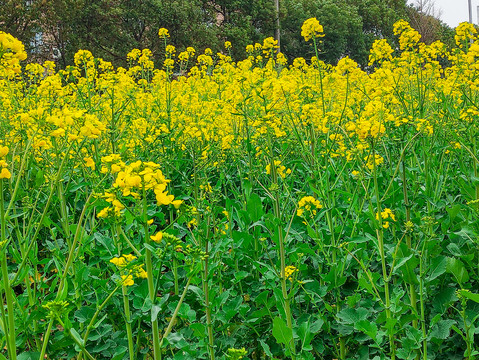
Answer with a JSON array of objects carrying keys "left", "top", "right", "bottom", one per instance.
[
  {"left": 469, "top": 0, "right": 473, "bottom": 23},
  {"left": 275, "top": 0, "right": 280, "bottom": 51}
]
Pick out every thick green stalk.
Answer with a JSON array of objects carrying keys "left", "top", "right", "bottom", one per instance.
[
  {"left": 0, "top": 180, "right": 17, "bottom": 360},
  {"left": 114, "top": 223, "right": 135, "bottom": 360},
  {"left": 402, "top": 157, "right": 418, "bottom": 332},
  {"left": 143, "top": 191, "right": 161, "bottom": 360},
  {"left": 0, "top": 293, "right": 11, "bottom": 358},
  {"left": 419, "top": 245, "right": 427, "bottom": 360},
  {"left": 159, "top": 277, "right": 192, "bottom": 348},
  {"left": 203, "top": 236, "right": 216, "bottom": 360},
  {"left": 39, "top": 319, "right": 54, "bottom": 360},
  {"left": 270, "top": 158, "right": 296, "bottom": 359},
  {"left": 372, "top": 148, "right": 395, "bottom": 360},
  {"left": 173, "top": 258, "right": 179, "bottom": 296},
  {"left": 122, "top": 285, "right": 135, "bottom": 360}
]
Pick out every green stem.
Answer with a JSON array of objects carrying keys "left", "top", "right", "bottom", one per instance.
[
  {"left": 173, "top": 258, "right": 179, "bottom": 296},
  {"left": 270, "top": 156, "right": 296, "bottom": 359},
  {"left": 159, "top": 277, "right": 192, "bottom": 348},
  {"left": 373, "top": 146, "right": 395, "bottom": 360},
  {"left": 402, "top": 155, "right": 418, "bottom": 334},
  {"left": 39, "top": 318, "right": 54, "bottom": 360},
  {"left": 78, "top": 284, "right": 121, "bottom": 360},
  {"left": 122, "top": 285, "right": 135, "bottom": 360},
  {"left": 203, "top": 237, "right": 216, "bottom": 360},
  {"left": 419, "top": 245, "right": 427, "bottom": 360},
  {"left": 143, "top": 190, "right": 161, "bottom": 360},
  {"left": 0, "top": 180, "right": 17, "bottom": 360},
  {"left": 114, "top": 223, "right": 135, "bottom": 360}
]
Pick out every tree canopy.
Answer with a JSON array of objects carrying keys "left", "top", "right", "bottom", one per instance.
[{"left": 0, "top": 0, "right": 454, "bottom": 68}]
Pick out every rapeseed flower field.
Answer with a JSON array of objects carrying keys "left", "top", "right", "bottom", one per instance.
[{"left": 0, "top": 19, "right": 478, "bottom": 360}]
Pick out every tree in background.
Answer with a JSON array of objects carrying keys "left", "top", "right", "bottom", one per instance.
[
  {"left": 0, "top": 0, "right": 44, "bottom": 54},
  {"left": 281, "top": 0, "right": 366, "bottom": 65},
  {"left": 407, "top": 0, "right": 454, "bottom": 47},
  {"left": 0, "top": 0, "right": 454, "bottom": 69}
]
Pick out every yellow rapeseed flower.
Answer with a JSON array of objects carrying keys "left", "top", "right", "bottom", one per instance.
[{"left": 301, "top": 18, "right": 325, "bottom": 42}]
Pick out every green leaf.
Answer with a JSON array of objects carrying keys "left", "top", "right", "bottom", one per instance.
[
  {"left": 17, "top": 352, "right": 41, "bottom": 360},
  {"left": 259, "top": 340, "right": 273, "bottom": 357},
  {"left": 427, "top": 256, "right": 447, "bottom": 282},
  {"left": 0, "top": 354, "right": 6, "bottom": 360},
  {"left": 446, "top": 257, "right": 469, "bottom": 285},
  {"left": 355, "top": 320, "right": 378, "bottom": 342},
  {"left": 70, "top": 327, "right": 85, "bottom": 347},
  {"left": 190, "top": 323, "right": 207, "bottom": 338},
  {"left": 309, "top": 318, "right": 324, "bottom": 333},
  {"left": 432, "top": 287, "right": 458, "bottom": 314},
  {"left": 447, "top": 204, "right": 461, "bottom": 221},
  {"left": 396, "top": 244, "right": 419, "bottom": 285},
  {"left": 75, "top": 306, "right": 95, "bottom": 323},
  {"left": 451, "top": 325, "right": 466, "bottom": 340},
  {"left": 111, "top": 346, "right": 128, "bottom": 360},
  {"left": 247, "top": 193, "right": 264, "bottom": 222},
  {"left": 458, "top": 289, "right": 479, "bottom": 303},
  {"left": 272, "top": 316, "right": 293, "bottom": 344},
  {"left": 297, "top": 320, "right": 314, "bottom": 351},
  {"left": 57, "top": 279, "right": 69, "bottom": 301},
  {"left": 336, "top": 307, "right": 368, "bottom": 324},
  {"left": 429, "top": 320, "right": 456, "bottom": 340}
]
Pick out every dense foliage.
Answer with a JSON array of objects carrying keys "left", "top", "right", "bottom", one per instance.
[
  {"left": 0, "top": 18, "right": 479, "bottom": 360},
  {"left": 0, "top": 0, "right": 453, "bottom": 68}
]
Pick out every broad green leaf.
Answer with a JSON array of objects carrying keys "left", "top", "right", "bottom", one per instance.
[
  {"left": 446, "top": 257, "right": 469, "bottom": 285},
  {"left": 429, "top": 320, "right": 456, "bottom": 340},
  {"left": 151, "top": 304, "right": 161, "bottom": 322},
  {"left": 247, "top": 193, "right": 264, "bottom": 222},
  {"left": 17, "top": 352, "right": 41, "bottom": 360},
  {"left": 75, "top": 306, "right": 95, "bottom": 323},
  {"left": 336, "top": 307, "right": 368, "bottom": 324},
  {"left": 396, "top": 244, "right": 419, "bottom": 285},
  {"left": 272, "top": 316, "right": 293, "bottom": 344},
  {"left": 426, "top": 256, "right": 447, "bottom": 282},
  {"left": 458, "top": 289, "right": 479, "bottom": 303},
  {"left": 297, "top": 320, "right": 314, "bottom": 351},
  {"left": 355, "top": 320, "right": 378, "bottom": 342},
  {"left": 190, "top": 323, "right": 207, "bottom": 338},
  {"left": 309, "top": 318, "right": 324, "bottom": 333}
]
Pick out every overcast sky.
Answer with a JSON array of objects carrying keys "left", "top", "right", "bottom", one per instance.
[{"left": 407, "top": 0, "right": 477, "bottom": 28}]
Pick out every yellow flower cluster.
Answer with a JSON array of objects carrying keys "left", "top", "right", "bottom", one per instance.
[
  {"left": 364, "top": 154, "right": 384, "bottom": 171},
  {"left": 0, "top": 31, "right": 27, "bottom": 77},
  {"left": 376, "top": 208, "right": 396, "bottom": 229},
  {"left": 301, "top": 18, "right": 325, "bottom": 42},
  {"left": 110, "top": 254, "right": 147, "bottom": 286},
  {"left": 284, "top": 265, "right": 298, "bottom": 280},
  {"left": 393, "top": 19, "right": 421, "bottom": 50},
  {"left": 158, "top": 28, "right": 170, "bottom": 38},
  {"left": 297, "top": 196, "right": 322, "bottom": 217},
  {"left": 369, "top": 39, "right": 394, "bottom": 66},
  {"left": 0, "top": 146, "right": 11, "bottom": 179},
  {"left": 454, "top": 22, "right": 477, "bottom": 48},
  {"left": 265, "top": 160, "right": 291, "bottom": 179}
]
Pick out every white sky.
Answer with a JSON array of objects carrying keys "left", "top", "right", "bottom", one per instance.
[{"left": 407, "top": 0, "right": 478, "bottom": 28}]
